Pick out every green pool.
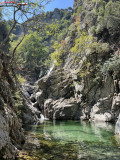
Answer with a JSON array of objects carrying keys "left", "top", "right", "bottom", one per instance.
[{"left": 18, "top": 121, "right": 120, "bottom": 160}]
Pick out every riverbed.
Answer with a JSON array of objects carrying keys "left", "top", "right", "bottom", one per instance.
[{"left": 18, "top": 121, "right": 120, "bottom": 160}]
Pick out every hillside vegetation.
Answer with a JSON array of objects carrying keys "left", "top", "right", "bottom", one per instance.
[{"left": 10, "top": 8, "right": 72, "bottom": 78}]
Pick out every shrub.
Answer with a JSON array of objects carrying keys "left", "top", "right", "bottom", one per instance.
[
  {"left": 51, "top": 41, "right": 66, "bottom": 66},
  {"left": 88, "top": 42, "right": 110, "bottom": 54},
  {"left": 17, "top": 75, "right": 26, "bottom": 84},
  {"left": 70, "top": 31, "right": 94, "bottom": 55},
  {"left": 101, "top": 54, "right": 120, "bottom": 75},
  {"left": 67, "top": 23, "right": 76, "bottom": 36},
  {"left": 89, "top": 26, "right": 96, "bottom": 35}
]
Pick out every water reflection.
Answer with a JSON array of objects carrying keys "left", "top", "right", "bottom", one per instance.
[
  {"left": 114, "top": 135, "right": 120, "bottom": 146},
  {"left": 20, "top": 121, "right": 120, "bottom": 160},
  {"left": 39, "top": 121, "right": 114, "bottom": 143}
]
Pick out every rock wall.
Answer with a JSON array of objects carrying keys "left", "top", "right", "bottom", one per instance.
[
  {"left": 0, "top": 52, "right": 24, "bottom": 159},
  {"left": 32, "top": 64, "right": 120, "bottom": 123},
  {"left": 31, "top": 0, "right": 120, "bottom": 134},
  {"left": 31, "top": 69, "right": 81, "bottom": 120}
]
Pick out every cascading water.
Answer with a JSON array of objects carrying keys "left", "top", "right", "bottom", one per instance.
[
  {"left": 47, "top": 63, "right": 55, "bottom": 75},
  {"left": 39, "top": 114, "right": 49, "bottom": 123},
  {"left": 39, "top": 114, "right": 45, "bottom": 123}
]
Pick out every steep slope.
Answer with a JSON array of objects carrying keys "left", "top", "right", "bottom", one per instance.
[
  {"left": 33, "top": 0, "right": 120, "bottom": 132},
  {"left": 0, "top": 51, "right": 25, "bottom": 159}
]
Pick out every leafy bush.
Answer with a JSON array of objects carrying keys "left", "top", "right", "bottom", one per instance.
[
  {"left": 96, "top": 1, "right": 120, "bottom": 35},
  {"left": 88, "top": 42, "right": 110, "bottom": 54},
  {"left": 51, "top": 40, "right": 68, "bottom": 66},
  {"left": 67, "top": 23, "right": 76, "bottom": 36},
  {"left": 73, "top": 6, "right": 83, "bottom": 17},
  {"left": 17, "top": 74, "right": 26, "bottom": 84},
  {"left": 101, "top": 54, "right": 120, "bottom": 75},
  {"left": 70, "top": 31, "right": 94, "bottom": 55},
  {"left": 10, "top": 31, "right": 49, "bottom": 69},
  {"left": 89, "top": 26, "right": 96, "bottom": 35}
]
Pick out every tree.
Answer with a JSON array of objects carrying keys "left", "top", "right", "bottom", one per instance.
[
  {"left": 10, "top": 31, "right": 49, "bottom": 69},
  {"left": 0, "top": 0, "right": 51, "bottom": 61}
]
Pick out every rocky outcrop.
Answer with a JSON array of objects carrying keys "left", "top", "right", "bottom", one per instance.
[
  {"left": 44, "top": 97, "right": 80, "bottom": 120},
  {"left": 22, "top": 99, "right": 41, "bottom": 125},
  {"left": 30, "top": 69, "right": 81, "bottom": 120},
  {"left": 0, "top": 108, "right": 24, "bottom": 159},
  {"left": 32, "top": 0, "right": 120, "bottom": 129},
  {"left": 34, "top": 65, "right": 120, "bottom": 123},
  {"left": 0, "top": 51, "right": 25, "bottom": 159}
]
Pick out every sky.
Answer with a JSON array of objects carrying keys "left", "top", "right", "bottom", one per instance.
[
  {"left": 45, "top": 0, "right": 74, "bottom": 11},
  {"left": 0, "top": 0, "right": 74, "bottom": 22}
]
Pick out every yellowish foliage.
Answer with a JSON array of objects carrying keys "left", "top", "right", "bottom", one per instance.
[
  {"left": 70, "top": 32, "right": 94, "bottom": 54},
  {"left": 51, "top": 40, "right": 67, "bottom": 66},
  {"left": 17, "top": 74, "right": 26, "bottom": 84}
]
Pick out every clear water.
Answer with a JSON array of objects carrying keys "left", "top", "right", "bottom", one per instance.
[{"left": 18, "top": 121, "right": 120, "bottom": 160}]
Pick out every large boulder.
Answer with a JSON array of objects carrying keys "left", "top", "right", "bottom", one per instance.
[
  {"left": 44, "top": 98, "right": 81, "bottom": 120},
  {"left": 90, "top": 96, "right": 113, "bottom": 122},
  {"left": 35, "top": 69, "right": 82, "bottom": 120},
  {"left": 22, "top": 100, "right": 41, "bottom": 124}
]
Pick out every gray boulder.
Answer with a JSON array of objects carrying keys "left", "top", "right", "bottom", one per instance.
[{"left": 44, "top": 98, "right": 81, "bottom": 120}]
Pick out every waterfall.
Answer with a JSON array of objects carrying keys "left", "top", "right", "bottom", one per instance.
[
  {"left": 39, "top": 114, "right": 45, "bottom": 123},
  {"left": 39, "top": 113, "right": 49, "bottom": 123},
  {"left": 47, "top": 63, "right": 55, "bottom": 75}
]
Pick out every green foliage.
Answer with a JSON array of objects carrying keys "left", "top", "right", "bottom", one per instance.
[
  {"left": 9, "top": 8, "right": 72, "bottom": 76},
  {"left": 73, "top": 6, "right": 83, "bottom": 17},
  {"left": 104, "top": 1, "right": 120, "bottom": 32},
  {"left": 17, "top": 75, "right": 26, "bottom": 84},
  {"left": 57, "top": 28, "right": 68, "bottom": 41},
  {"left": 88, "top": 42, "right": 110, "bottom": 54},
  {"left": 38, "top": 8, "right": 71, "bottom": 41},
  {"left": 68, "top": 23, "right": 76, "bottom": 36},
  {"left": 98, "top": 6, "right": 105, "bottom": 16},
  {"left": 95, "top": 1, "right": 120, "bottom": 35},
  {"left": 70, "top": 31, "right": 94, "bottom": 55},
  {"left": 78, "top": 0, "right": 120, "bottom": 39},
  {"left": 89, "top": 26, "right": 96, "bottom": 35},
  {"left": 78, "top": 61, "right": 91, "bottom": 78},
  {"left": 10, "top": 31, "right": 49, "bottom": 69},
  {"left": 51, "top": 41, "right": 63, "bottom": 66},
  {"left": 42, "top": 21, "right": 61, "bottom": 37},
  {"left": 51, "top": 40, "right": 68, "bottom": 66},
  {"left": 101, "top": 54, "right": 120, "bottom": 75},
  {"left": 44, "top": 58, "right": 52, "bottom": 69}
]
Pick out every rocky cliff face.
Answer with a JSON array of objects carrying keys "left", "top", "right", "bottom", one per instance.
[
  {"left": 0, "top": 51, "right": 25, "bottom": 159},
  {"left": 31, "top": 0, "right": 120, "bottom": 134},
  {"left": 32, "top": 69, "right": 81, "bottom": 120}
]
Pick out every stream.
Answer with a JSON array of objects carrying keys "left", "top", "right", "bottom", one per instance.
[{"left": 18, "top": 121, "right": 120, "bottom": 160}]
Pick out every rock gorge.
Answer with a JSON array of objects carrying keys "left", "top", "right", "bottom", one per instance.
[
  {"left": 30, "top": 0, "right": 120, "bottom": 131},
  {"left": 0, "top": 0, "right": 120, "bottom": 159}
]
